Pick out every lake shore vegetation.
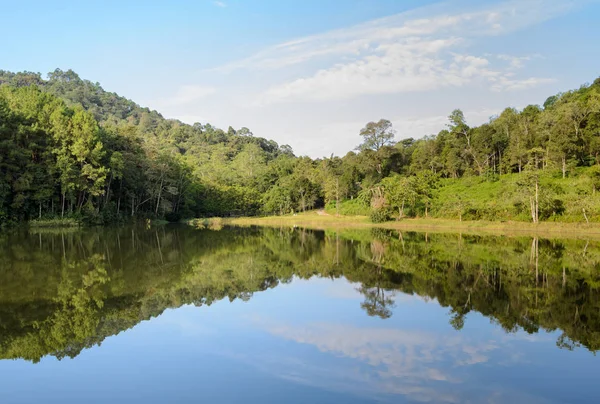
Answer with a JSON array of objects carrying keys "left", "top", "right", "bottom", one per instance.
[{"left": 1, "top": 69, "right": 599, "bottom": 226}]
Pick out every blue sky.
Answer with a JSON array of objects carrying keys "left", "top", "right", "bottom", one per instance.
[{"left": 2, "top": 0, "right": 599, "bottom": 157}]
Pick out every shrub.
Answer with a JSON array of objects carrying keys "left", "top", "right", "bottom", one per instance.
[
  {"left": 325, "top": 199, "right": 370, "bottom": 216},
  {"left": 370, "top": 208, "right": 392, "bottom": 223}
]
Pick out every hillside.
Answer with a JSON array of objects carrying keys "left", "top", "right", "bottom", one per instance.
[
  {"left": 0, "top": 69, "right": 599, "bottom": 225},
  {"left": 0, "top": 69, "right": 294, "bottom": 223}
]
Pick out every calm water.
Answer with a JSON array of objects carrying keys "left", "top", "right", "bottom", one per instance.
[{"left": 0, "top": 225, "right": 599, "bottom": 403}]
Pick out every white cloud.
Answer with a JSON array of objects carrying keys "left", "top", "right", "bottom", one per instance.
[
  {"left": 213, "top": 1, "right": 226, "bottom": 8},
  {"left": 152, "top": 0, "right": 584, "bottom": 158},
  {"left": 212, "top": 0, "right": 577, "bottom": 74},
  {"left": 257, "top": 38, "right": 470, "bottom": 104},
  {"left": 254, "top": 43, "right": 551, "bottom": 103},
  {"left": 221, "top": 0, "right": 573, "bottom": 104}
]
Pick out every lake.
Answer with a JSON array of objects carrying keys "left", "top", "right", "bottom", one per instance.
[{"left": 0, "top": 225, "right": 598, "bottom": 403}]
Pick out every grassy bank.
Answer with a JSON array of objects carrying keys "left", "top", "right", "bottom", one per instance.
[
  {"left": 28, "top": 218, "right": 81, "bottom": 228},
  {"left": 186, "top": 211, "right": 600, "bottom": 239}
]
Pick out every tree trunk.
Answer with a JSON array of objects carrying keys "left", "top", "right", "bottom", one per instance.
[
  {"left": 562, "top": 155, "right": 566, "bottom": 178},
  {"left": 78, "top": 192, "right": 86, "bottom": 212},
  {"left": 61, "top": 192, "right": 66, "bottom": 218},
  {"left": 530, "top": 179, "right": 539, "bottom": 224},
  {"left": 105, "top": 174, "right": 113, "bottom": 206},
  {"left": 117, "top": 180, "right": 122, "bottom": 215},
  {"left": 583, "top": 208, "right": 589, "bottom": 224},
  {"left": 155, "top": 177, "right": 164, "bottom": 215},
  {"left": 39, "top": 201, "right": 42, "bottom": 219}
]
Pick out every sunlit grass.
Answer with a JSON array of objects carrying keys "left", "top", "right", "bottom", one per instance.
[
  {"left": 28, "top": 218, "right": 81, "bottom": 228},
  {"left": 188, "top": 211, "right": 600, "bottom": 239}
]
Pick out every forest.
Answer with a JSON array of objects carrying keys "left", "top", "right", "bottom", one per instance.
[{"left": 1, "top": 69, "right": 600, "bottom": 225}]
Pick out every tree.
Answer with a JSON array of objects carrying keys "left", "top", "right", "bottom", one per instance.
[
  {"left": 518, "top": 149, "right": 543, "bottom": 223},
  {"left": 492, "top": 108, "right": 518, "bottom": 172},
  {"left": 447, "top": 109, "right": 487, "bottom": 175},
  {"left": 356, "top": 119, "right": 395, "bottom": 152},
  {"left": 516, "top": 148, "right": 565, "bottom": 223},
  {"left": 231, "top": 143, "right": 266, "bottom": 182},
  {"left": 320, "top": 157, "right": 352, "bottom": 215},
  {"left": 380, "top": 176, "right": 416, "bottom": 218},
  {"left": 3, "top": 67, "right": 600, "bottom": 226}
]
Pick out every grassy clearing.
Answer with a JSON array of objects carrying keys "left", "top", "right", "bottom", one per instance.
[
  {"left": 433, "top": 169, "right": 599, "bottom": 222},
  {"left": 188, "top": 211, "right": 600, "bottom": 239},
  {"left": 28, "top": 218, "right": 81, "bottom": 228}
]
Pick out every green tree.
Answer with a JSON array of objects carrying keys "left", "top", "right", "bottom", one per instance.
[{"left": 356, "top": 119, "right": 395, "bottom": 152}]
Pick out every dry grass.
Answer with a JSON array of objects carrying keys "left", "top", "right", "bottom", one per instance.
[{"left": 191, "top": 211, "right": 600, "bottom": 240}]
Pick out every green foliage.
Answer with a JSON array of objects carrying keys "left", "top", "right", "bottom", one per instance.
[
  {"left": 325, "top": 198, "right": 370, "bottom": 216},
  {"left": 356, "top": 119, "right": 395, "bottom": 152},
  {"left": 0, "top": 70, "right": 296, "bottom": 223},
  {"left": 370, "top": 208, "right": 392, "bottom": 223},
  {"left": 1, "top": 69, "right": 599, "bottom": 225}
]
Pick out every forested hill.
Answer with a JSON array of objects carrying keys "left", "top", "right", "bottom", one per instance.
[
  {"left": 0, "top": 69, "right": 294, "bottom": 224},
  {"left": 0, "top": 68, "right": 599, "bottom": 225},
  {"left": 0, "top": 69, "right": 289, "bottom": 157}
]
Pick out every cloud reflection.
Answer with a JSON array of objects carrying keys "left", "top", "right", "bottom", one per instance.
[{"left": 251, "top": 320, "right": 550, "bottom": 403}]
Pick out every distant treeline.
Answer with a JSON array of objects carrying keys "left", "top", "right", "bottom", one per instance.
[{"left": 0, "top": 69, "right": 599, "bottom": 225}]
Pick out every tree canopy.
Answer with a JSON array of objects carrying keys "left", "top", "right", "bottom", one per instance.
[{"left": 1, "top": 69, "right": 600, "bottom": 225}]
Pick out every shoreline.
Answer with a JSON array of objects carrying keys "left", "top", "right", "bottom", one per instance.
[{"left": 187, "top": 214, "right": 600, "bottom": 239}]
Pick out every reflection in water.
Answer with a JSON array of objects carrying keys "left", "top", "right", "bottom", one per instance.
[
  {"left": 256, "top": 320, "right": 509, "bottom": 403},
  {"left": 0, "top": 225, "right": 599, "bottom": 367}
]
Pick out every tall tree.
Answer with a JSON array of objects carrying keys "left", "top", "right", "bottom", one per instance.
[{"left": 356, "top": 119, "right": 395, "bottom": 152}]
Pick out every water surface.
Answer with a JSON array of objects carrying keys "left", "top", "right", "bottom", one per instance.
[{"left": 0, "top": 225, "right": 598, "bottom": 403}]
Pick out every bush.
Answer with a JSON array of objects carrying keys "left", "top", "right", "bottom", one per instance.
[
  {"left": 370, "top": 208, "right": 392, "bottom": 223},
  {"left": 189, "top": 217, "right": 225, "bottom": 230},
  {"left": 325, "top": 199, "right": 370, "bottom": 216}
]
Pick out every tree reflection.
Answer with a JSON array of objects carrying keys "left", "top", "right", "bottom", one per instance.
[
  {"left": 0, "top": 225, "right": 599, "bottom": 362},
  {"left": 358, "top": 285, "right": 395, "bottom": 319}
]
